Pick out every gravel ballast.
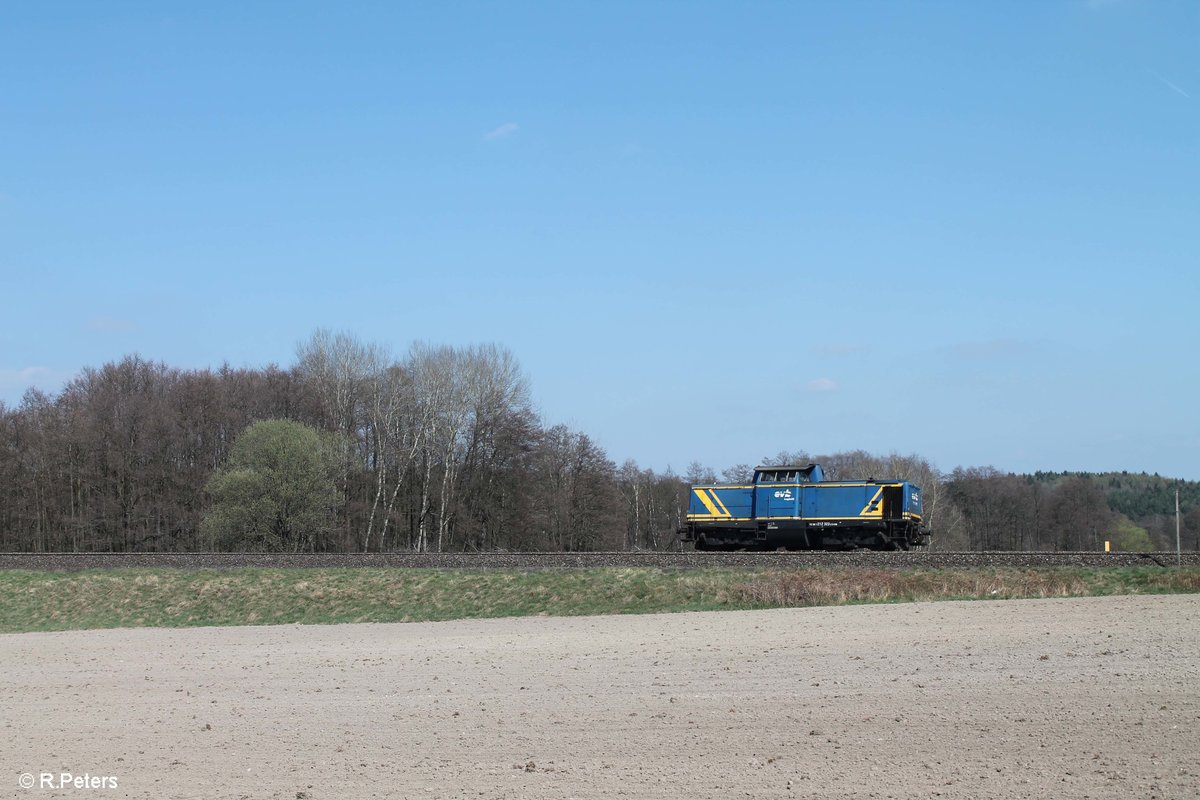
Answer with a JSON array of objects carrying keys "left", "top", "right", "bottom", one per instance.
[{"left": 1, "top": 550, "right": 1197, "bottom": 571}]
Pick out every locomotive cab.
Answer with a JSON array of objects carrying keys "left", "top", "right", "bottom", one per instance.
[{"left": 753, "top": 464, "right": 824, "bottom": 484}]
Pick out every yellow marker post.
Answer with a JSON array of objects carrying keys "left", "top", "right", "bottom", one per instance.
[{"left": 1104, "top": 540, "right": 1111, "bottom": 553}]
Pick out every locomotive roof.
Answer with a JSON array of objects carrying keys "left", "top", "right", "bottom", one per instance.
[{"left": 753, "top": 464, "right": 820, "bottom": 471}]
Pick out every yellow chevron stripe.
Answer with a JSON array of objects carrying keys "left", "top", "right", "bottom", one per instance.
[
  {"left": 709, "top": 490, "right": 732, "bottom": 517},
  {"left": 859, "top": 487, "right": 885, "bottom": 517},
  {"left": 694, "top": 489, "right": 722, "bottom": 517}
]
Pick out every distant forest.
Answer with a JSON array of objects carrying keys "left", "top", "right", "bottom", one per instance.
[{"left": 2, "top": 330, "right": 1197, "bottom": 553}]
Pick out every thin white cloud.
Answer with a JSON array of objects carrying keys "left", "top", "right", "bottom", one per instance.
[
  {"left": 484, "top": 122, "right": 519, "bottom": 141},
  {"left": 946, "top": 339, "right": 1032, "bottom": 360},
  {"left": 811, "top": 343, "right": 868, "bottom": 357},
  {"left": 0, "top": 367, "right": 71, "bottom": 399},
  {"left": 1149, "top": 70, "right": 1190, "bottom": 99},
  {"left": 806, "top": 377, "right": 838, "bottom": 393},
  {"left": 88, "top": 316, "right": 137, "bottom": 333}
]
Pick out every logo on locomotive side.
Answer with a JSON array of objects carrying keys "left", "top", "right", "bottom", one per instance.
[{"left": 773, "top": 489, "right": 794, "bottom": 500}]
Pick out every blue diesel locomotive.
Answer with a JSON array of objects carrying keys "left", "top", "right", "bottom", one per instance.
[{"left": 680, "top": 464, "right": 929, "bottom": 551}]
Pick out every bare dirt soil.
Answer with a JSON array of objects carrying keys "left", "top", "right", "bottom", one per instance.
[{"left": 3, "top": 595, "right": 1197, "bottom": 799}]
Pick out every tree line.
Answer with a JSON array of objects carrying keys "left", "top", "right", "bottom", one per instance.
[
  {"left": 1, "top": 330, "right": 1196, "bottom": 552},
  {"left": 940, "top": 467, "right": 1200, "bottom": 552},
  {"left": 0, "top": 332, "right": 686, "bottom": 553}
]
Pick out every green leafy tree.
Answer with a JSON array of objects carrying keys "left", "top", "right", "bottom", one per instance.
[
  {"left": 201, "top": 420, "right": 340, "bottom": 552},
  {"left": 1107, "top": 514, "right": 1154, "bottom": 552}
]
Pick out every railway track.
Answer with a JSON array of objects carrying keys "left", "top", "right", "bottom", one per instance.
[{"left": 0, "top": 551, "right": 1196, "bottom": 571}]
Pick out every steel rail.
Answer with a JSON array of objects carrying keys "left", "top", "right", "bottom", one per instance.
[{"left": 1, "top": 551, "right": 1197, "bottom": 571}]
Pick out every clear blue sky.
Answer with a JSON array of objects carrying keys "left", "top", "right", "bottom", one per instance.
[{"left": 2, "top": 1, "right": 1197, "bottom": 479}]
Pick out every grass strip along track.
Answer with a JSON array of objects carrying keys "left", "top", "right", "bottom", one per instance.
[{"left": 2, "top": 566, "right": 1199, "bottom": 633}]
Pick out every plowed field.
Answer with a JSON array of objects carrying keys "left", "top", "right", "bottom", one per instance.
[{"left": 3, "top": 595, "right": 1197, "bottom": 799}]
